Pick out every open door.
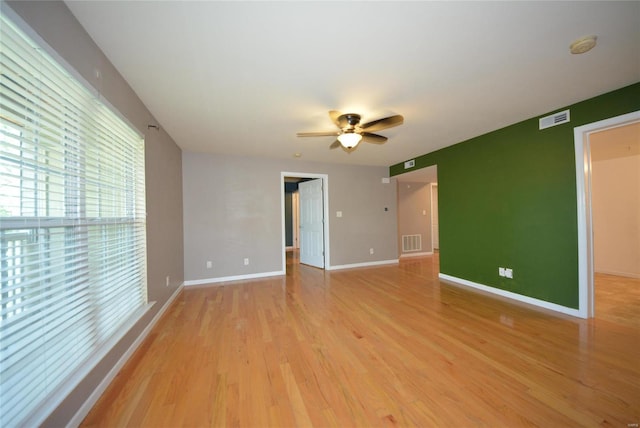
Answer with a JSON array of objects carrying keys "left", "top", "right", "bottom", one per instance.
[{"left": 299, "top": 178, "right": 324, "bottom": 268}]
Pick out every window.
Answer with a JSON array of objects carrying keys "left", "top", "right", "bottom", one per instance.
[{"left": 0, "top": 11, "right": 147, "bottom": 427}]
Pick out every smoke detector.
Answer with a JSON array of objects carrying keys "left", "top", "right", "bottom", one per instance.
[{"left": 570, "top": 35, "right": 597, "bottom": 54}]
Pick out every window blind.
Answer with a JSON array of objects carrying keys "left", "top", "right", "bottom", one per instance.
[{"left": 0, "top": 11, "right": 147, "bottom": 427}]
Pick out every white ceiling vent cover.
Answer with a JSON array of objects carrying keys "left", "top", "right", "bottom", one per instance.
[{"left": 539, "top": 109, "right": 570, "bottom": 130}]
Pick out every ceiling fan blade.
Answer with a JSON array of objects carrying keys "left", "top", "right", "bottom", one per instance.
[
  {"left": 329, "top": 110, "right": 342, "bottom": 127},
  {"left": 361, "top": 133, "right": 388, "bottom": 144},
  {"left": 329, "top": 140, "right": 341, "bottom": 150},
  {"left": 297, "top": 131, "right": 340, "bottom": 137},
  {"left": 360, "top": 114, "right": 404, "bottom": 132}
]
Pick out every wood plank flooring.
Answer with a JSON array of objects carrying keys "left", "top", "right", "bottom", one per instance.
[
  {"left": 594, "top": 272, "right": 640, "bottom": 329},
  {"left": 81, "top": 253, "right": 640, "bottom": 427}
]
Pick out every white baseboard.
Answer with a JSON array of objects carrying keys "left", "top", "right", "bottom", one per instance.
[
  {"left": 327, "top": 259, "right": 398, "bottom": 271},
  {"left": 184, "top": 270, "right": 285, "bottom": 286},
  {"left": 595, "top": 269, "right": 640, "bottom": 279},
  {"left": 68, "top": 283, "right": 184, "bottom": 428},
  {"left": 438, "top": 273, "right": 583, "bottom": 318},
  {"left": 400, "top": 251, "right": 433, "bottom": 258}
]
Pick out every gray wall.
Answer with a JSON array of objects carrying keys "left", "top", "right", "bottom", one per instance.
[
  {"left": 397, "top": 181, "right": 433, "bottom": 255},
  {"left": 183, "top": 152, "right": 398, "bottom": 280},
  {"left": 4, "top": 1, "right": 184, "bottom": 426}
]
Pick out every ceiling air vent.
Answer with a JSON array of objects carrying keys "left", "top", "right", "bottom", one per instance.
[{"left": 539, "top": 109, "right": 570, "bottom": 130}]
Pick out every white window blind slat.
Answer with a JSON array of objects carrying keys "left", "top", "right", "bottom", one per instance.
[
  {"left": 1, "top": 271, "right": 91, "bottom": 322},
  {"left": 3, "top": 302, "right": 93, "bottom": 374},
  {"left": 0, "top": 11, "right": 147, "bottom": 428}
]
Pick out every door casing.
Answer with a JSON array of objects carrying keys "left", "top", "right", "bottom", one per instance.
[{"left": 573, "top": 110, "right": 640, "bottom": 318}]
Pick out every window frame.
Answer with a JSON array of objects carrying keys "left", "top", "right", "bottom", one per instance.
[{"left": 0, "top": 7, "right": 151, "bottom": 427}]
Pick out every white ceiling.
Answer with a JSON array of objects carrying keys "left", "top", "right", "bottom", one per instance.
[{"left": 64, "top": 1, "right": 640, "bottom": 168}]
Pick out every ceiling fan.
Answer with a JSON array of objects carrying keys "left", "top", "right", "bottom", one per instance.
[{"left": 297, "top": 110, "right": 404, "bottom": 151}]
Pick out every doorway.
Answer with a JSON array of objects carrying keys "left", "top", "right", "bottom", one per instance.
[
  {"left": 281, "top": 172, "right": 330, "bottom": 272},
  {"left": 395, "top": 165, "right": 439, "bottom": 259},
  {"left": 574, "top": 110, "right": 640, "bottom": 318}
]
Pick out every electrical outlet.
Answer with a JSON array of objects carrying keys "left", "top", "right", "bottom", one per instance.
[
  {"left": 505, "top": 268, "right": 513, "bottom": 279},
  {"left": 369, "top": 248, "right": 374, "bottom": 255},
  {"left": 499, "top": 267, "right": 505, "bottom": 277},
  {"left": 206, "top": 261, "right": 212, "bottom": 269},
  {"left": 244, "top": 258, "right": 249, "bottom": 266},
  {"left": 165, "top": 275, "right": 170, "bottom": 287}
]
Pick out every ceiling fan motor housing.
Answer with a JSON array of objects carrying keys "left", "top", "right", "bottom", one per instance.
[{"left": 338, "top": 113, "right": 361, "bottom": 130}]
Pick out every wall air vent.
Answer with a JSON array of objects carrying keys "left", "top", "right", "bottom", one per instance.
[
  {"left": 402, "top": 234, "right": 422, "bottom": 252},
  {"left": 539, "top": 109, "right": 570, "bottom": 130}
]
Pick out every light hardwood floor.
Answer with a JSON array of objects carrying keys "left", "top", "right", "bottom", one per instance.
[{"left": 81, "top": 253, "right": 640, "bottom": 427}]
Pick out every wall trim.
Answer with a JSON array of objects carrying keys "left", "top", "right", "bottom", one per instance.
[
  {"left": 68, "top": 282, "right": 184, "bottom": 427},
  {"left": 430, "top": 182, "right": 439, "bottom": 251},
  {"left": 400, "top": 251, "right": 433, "bottom": 258},
  {"left": 327, "top": 259, "right": 399, "bottom": 271},
  {"left": 438, "top": 273, "right": 582, "bottom": 318},
  {"left": 184, "top": 270, "right": 285, "bottom": 286}
]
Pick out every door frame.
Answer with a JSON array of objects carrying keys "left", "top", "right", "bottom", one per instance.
[
  {"left": 573, "top": 110, "right": 640, "bottom": 318},
  {"left": 430, "top": 183, "right": 439, "bottom": 251},
  {"left": 281, "top": 172, "right": 330, "bottom": 271}
]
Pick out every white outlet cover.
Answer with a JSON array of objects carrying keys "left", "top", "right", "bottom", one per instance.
[
  {"left": 505, "top": 268, "right": 513, "bottom": 279},
  {"left": 499, "top": 267, "right": 505, "bottom": 277},
  {"left": 336, "top": 211, "right": 342, "bottom": 218}
]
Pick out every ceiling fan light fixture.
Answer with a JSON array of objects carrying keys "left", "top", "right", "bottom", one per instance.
[{"left": 337, "top": 132, "right": 362, "bottom": 149}]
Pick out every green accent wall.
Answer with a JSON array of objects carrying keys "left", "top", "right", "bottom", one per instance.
[{"left": 390, "top": 83, "right": 640, "bottom": 309}]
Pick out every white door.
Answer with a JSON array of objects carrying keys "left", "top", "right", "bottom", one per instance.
[
  {"left": 299, "top": 179, "right": 324, "bottom": 268},
  {"left": 292, "top": 192, "right": 300, "bottom": 249}
]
